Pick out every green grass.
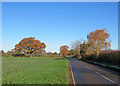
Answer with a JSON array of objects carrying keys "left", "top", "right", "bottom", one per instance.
[{"left": 2, "top": 57, "right": 68, "bottom": 84}]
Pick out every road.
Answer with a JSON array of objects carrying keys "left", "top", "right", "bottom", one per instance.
[{"left": 68, "top": 57, "right": 120, "bottom": 85}]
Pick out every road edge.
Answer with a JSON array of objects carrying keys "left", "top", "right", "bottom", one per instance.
[
  {"left": 68, "top": 60, "right": 76, "bottom": 86},
  {"left": 80, "top": 59, "right": 120, "bottom": 73}
]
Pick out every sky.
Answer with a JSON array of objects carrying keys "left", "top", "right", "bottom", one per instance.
[
  {"left": 2, "top": 2, "right": 118, "bottom": 53},
  {"left": 2, "top": 0, "right": 120, "bottom": 2}
]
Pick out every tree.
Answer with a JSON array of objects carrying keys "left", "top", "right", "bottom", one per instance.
[
  {"left": 80, "top": 40, "right": 89, "bottom": 57},
  {"left": 7, "top": 51, "right": 12, "bottom": 54},
  {"left": 1, "top": 50, "right": 5, "bottom": 54},
  {"left": 46, "top": 52, "right": 53, "bottom": 55},
  {"left": 87, "top": 28, "right": 111, "bottom": 58},
  {"left": 60, "top": 45, "right": 69, "bottom": 57},
  {"left": 53, "top": 52, "right": 57, "bottom": 55},
  {"left": 11, "top": 49, "right": 15, "bottom": 53},
  {"left": 71, "top": 40, "right": 82, "bottom": 59},
  {"left": 14, "top": 37, "right": 46, "bottom": 57},
  {"left": 69, "top": 49, "right": 75, "bottom": 55}
]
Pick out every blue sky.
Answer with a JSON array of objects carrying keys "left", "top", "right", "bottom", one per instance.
[
  {"left": 2, "top": 0, "right": 120, "bottom": 2},
  {"left": 2, "top": 2, "right": 118, "bottom": 53}
]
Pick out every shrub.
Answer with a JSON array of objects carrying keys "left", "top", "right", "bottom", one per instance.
[
  {"left": 82, "top": 54, "right": 97, "bottom": 61},
  {"left": 82, "top": 50, "right": 120, "bottom": 66}
]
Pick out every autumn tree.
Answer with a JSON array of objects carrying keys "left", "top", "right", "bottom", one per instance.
[
  {"left": 60, "top": 45, "right": 69, "bottom": 57},
  {"left": 46, "top": 52, "right": 53, "bottom": 55},
  {"left": 7, "top": 51, "right": 12, "bottom": 55},
  {"left": 14, "top": 37, "right": 46, "bottom": 57},
  {"left": 87, "top": 28, "right": 111, "bottom": 58},
  {"left": 53, "top": 52, "right": 57, "bottom": 55},
  {"left": 1, "top": 50, "right": 5, "bottom": 54},
  {"left": 71, "top": 40, "right": 82, "bottom": 59}
]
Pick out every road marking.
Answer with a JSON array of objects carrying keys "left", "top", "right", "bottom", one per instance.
[
  {"left": 74, "top": 58, "right": 116, "bottom": 83},
  {"left": 69, "top": 61, "right": 76, "bottom": 85},
  {"left": 85, "top": 66, "right": 92, "bottom": 70},
  {"left": 79, "top": 62, "right": 92, "bottom": 70},
  {"left": 96, "top": 72, "right": 114, "bottom": 83}
]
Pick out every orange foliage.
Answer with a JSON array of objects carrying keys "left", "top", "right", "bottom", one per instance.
[
  {"left": 60, "top": 45, "right": 69, "bottom": 57},
  {"left": 14, "top": 37, "right": 46, "bottom": 54},
  {"left": 87, "top": 28, "right": 111, "bottom": 57}
]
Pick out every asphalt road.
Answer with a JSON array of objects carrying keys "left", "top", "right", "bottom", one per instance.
[{"left": 68, "top": 57, "right": 120, "bottom": 85}]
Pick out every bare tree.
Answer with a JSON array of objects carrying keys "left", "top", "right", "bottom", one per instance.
[{"left": 71, "top": 40, "right": 82, "bottom": 59}]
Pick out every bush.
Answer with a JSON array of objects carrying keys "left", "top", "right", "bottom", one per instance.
[
  {"left": 82, "top": 50, "right": 120, "bottom": 66},
  {"left": 82, "top": 54, "right": 97, "bottom": 61}
]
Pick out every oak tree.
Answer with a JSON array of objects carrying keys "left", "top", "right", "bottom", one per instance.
[
  {"left": 60, "top": 45, "right": 69, "bottom": 57},
  {"left": 14, "top": 37, "right": 46, "bottom": 57}
]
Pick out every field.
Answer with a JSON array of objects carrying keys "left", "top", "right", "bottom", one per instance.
[{"left": 2, "top": 57, "right": 68, "bottom": 84}]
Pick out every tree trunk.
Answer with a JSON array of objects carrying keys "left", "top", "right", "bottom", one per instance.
[
  {"left": 63, "top": 54, "right": 65, "bottom": 58},
  {"left": 96, "top": 52, "right": 99, "bottom": 58},
  {"left": 30, "top": 54, "right": 32, "bottom": 57},
  {"left": 78, "top": 55, "right": 81, "bottom": 59}
]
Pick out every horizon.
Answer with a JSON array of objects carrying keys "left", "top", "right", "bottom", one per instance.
[{"left": 2, "top": 2, "right": 118, "bottom": 53}]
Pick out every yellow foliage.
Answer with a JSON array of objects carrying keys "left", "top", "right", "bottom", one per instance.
[{"left": 87, "top": 28, "right": 111, "bottom": 56}]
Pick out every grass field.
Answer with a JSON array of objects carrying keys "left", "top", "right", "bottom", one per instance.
[{"left": 2, "top": 57, "right": 68, "bottom": 84}]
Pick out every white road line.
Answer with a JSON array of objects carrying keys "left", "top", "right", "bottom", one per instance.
[
  {"left": 79, "top": 62, "right": 92, "bottom": 70},
  {"left": 96, "top": 72, "right": 114, "bottom": 83},
  {"left": 85, "top": 66, "right": 92, "bottom": 70},
  {"left": 80, "top": 63, "right": 84, "bottom": 65},
  {"left": 69, "top": 61, "right": 76, "bottom": 85}
]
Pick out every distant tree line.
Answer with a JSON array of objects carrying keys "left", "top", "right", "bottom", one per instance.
[{"left": 1, "top": 28, "right": 119, "bottom": 62}]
